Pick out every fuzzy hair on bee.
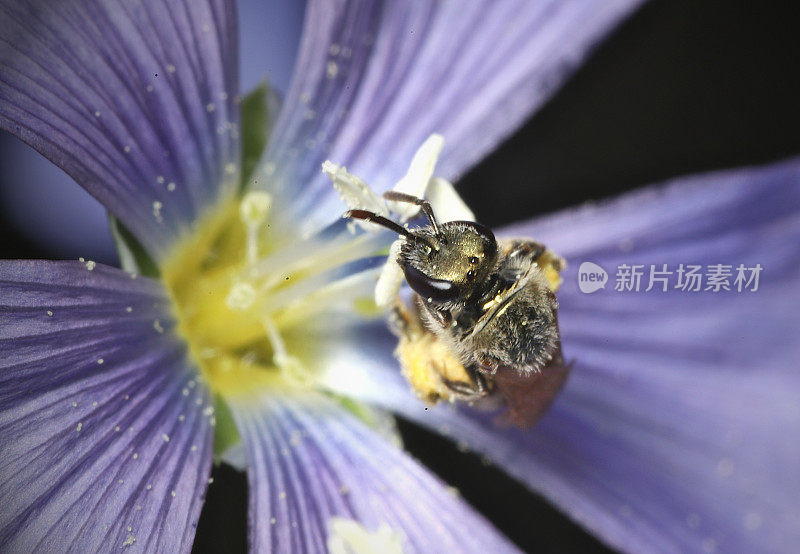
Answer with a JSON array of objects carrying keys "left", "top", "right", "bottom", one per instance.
[{"left": 346, "top": 191, "right": 569, "bottom": 427}]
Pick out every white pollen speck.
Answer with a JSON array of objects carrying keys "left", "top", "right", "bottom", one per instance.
[
  {"left": 202, "top": 23, "right": 211, "bottom": 32},
  {"left": 146, "top": 85, "right": 154, "bottom": 92},
  {"left": 85, "top": 260, "right": 96, "bottom": 271},
  {"left": 171, "top": 490, "right": 176, "bottom": 498},
  {"left": 72, "top": 401, "right": 78, "bottom": 408},
  {"left": 79, "top": 257, "right": 85, "bottom": 262},
  {"left": 146, "top": 484, "right": 152, "bottom": 490},
  {"left": 225, "top": 162, "right": 236, "bottom": 175},
  {"left": 326, "top": 61, "right": 339, "bottom": 79},
  {"left": 123, "top": 145, "right": 131, "bottom": 153},
  {"left": 118, "top": 479, "right": 124, "bottom": 484},
  {"left": 178, "top": 414, "right": 185, "bottom": 421},
  {"left": 152, "top": 200, "right": 163, "bottom": 223},
  {"left": 136, "top": 505, "right": 142, "bottom": 511},
  {"left": 76, "top": 422, "right": 82, "bottom": 432},
  {"left": 195, "top": 397, "right": 203, "bottom": 406},
  {"left": 329, "top": 43, "right": 340, "bottom": 56},
  {"left": 191, "top": 445, "right": 197, "bottom": 452},
  {"left": 127, "top": 526, "right": 132, "bottom": 532},
  {"left": 153, "top": 319, "right": 164, "bottom": 333},
  {"left": 203, "top": 406, "right": 214, "bottom": 416},
  {"left": 279, "top": 492, "right": 286, "bottom": 500},
  {"left": 303, "top": 109, "right": 316, "bottom": 120},
  {"left": 125, "top": 395, "right": 130, "bottom": 401},
  {"left": 156, "top": 175, "right": 165, "bottom": 184},
  {"left": 162, "top": 433, "right": 170, "bottom": 442},
  {"left": 166, "top": 64, "right": 176, "bottom": 74},
  {"left": 94, "top": 110, "right": 101, "bottom": 117},
  {"left": 133, "top": 453, "right": 139, "bottom": 459},
  {"left": 92, "top": 401, "right": 98, "bottom": 407},
  {"left": 188, "top": 380, "right": 196, "bottom": 388},
  {"left": 270, "top": 518, "right": 276, "bottom": 525},
  {"left": 126, "top": 306, "right": 132, "bottom": 313},
  {"left": 97, "top": 358, "right": 104, "bottom": 365},
  {"left": 47, "top": 310, "right": 53, "bottom": 317},
  {"left": 208, "top": 477, "right": 214, "bottom": 484},
  {"left": 299, "top": 92, "right": 310, "bottom": 104},
  {"left": 122, "top": 534, "right": 136, "bottom": 547},
  {"left": 167, "top": 182, "right": 176, "bottom": 192},
  {"left": 182, "top": 388, "right": 189, "bottom": 396},
  {"left": 341, "top": 46, "right": 352, "bottom": 57},
  {"left": 219, "top": 92, "right": 228, "bottom": 101},
  {"left": 206, "top": 102, "right": 215, "bottom": 112},
  {"left": 115, "top": 426, "right": 121, "bottom": 432},
  {"left": 210, "top": 417, "right": 216, "bottom": 427}
]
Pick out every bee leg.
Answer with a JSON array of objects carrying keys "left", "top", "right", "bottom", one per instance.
[
  {"left": 441, "top": 374, "right": 488, "bottom": 401},
  {"left": 388, "top": 301, "right": 418, "bottom": 339},
  {"left": 475, "top": 352, "right": 500, "bottom": 375}
]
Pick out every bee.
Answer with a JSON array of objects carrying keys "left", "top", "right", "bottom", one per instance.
[{"left": 346, "top": 191, "right": 570, "bottom": 427}]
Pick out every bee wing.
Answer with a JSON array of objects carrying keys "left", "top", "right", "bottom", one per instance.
[{"left": 491, "top": 348, "right": 572, "bottom": 429}]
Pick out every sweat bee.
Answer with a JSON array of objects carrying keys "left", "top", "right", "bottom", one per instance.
[{"left": 347, "top": 191, "right": 570, "bottom": 427}]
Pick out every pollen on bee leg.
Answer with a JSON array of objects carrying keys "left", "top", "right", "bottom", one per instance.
[
  {"left": 239, "top": 191, "right": 272, "bottom": 265},
  {"left": 326, "top": 518, "right": 404, "bottom": 554}
]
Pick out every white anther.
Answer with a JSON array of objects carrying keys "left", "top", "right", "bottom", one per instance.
[
  {"left": 226, "top": 282, "right": 257, "bottom": 311},
  {"left": 425, "top": 177, "right": 475, "bottom": 223},
  {"left": 375, "top": 240, "right": 405, "bottom": 308},
  {"left": 327, "top": 518, "right": 404, "bottom": 554},
  {"left": 388, "top": 133, "right": 444, "bottom": 220},
  {"left": 240, "top": 191, "right": 272, "bottom": 265}
]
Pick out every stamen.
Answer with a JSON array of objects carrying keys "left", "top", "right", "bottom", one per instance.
[
  {"left": 261, "top": 316, "right": 313, "bottom": 386},
  {"left": 240, "top": 191, "right": 272, "bottom": 265}
]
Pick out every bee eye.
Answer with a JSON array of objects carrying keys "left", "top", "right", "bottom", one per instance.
[
  {"left": 466, "top": 269, "right": 476, "bottom": 280},
  {"left": 468, "top": 256, "right": 479, "bottom": 264},
  {"left": 403, "top": 264, "right": 460, "bottom": 303}
]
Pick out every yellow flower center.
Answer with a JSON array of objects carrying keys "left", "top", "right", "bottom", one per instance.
[{"left": 161, "top": 191, "right": 385, "bottom": 400}]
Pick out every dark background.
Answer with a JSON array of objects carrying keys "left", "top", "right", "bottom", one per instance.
[{"left": 3, "top": 1, "right": 800, "bottom": 552}]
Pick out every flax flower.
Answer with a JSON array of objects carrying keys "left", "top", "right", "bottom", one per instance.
[{"left": 2, "top": 1, "right": 799, "bottom": 553}]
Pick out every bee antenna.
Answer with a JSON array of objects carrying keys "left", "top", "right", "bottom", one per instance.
[
  {"left": 344, "top": 209, "right": 413, "bottom": 238},
  {"left": 345, "top": 209, "right": 435, "bottom": 250},
  {"left": 382, "top": 191, "right": 441, "bottom": 236}
]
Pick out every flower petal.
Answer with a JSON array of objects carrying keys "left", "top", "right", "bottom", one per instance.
[
  {"left": 351, "top": 157, "right": 800, "bottom": 553},
  {"left": 0, "top": 0, "right": 239, "bottom": 261},
  {"left": 228, "top": 391, "right": 520, "bottom": 553},
  {"left": 0, "top": 260, "right": 214, "bottom": 552},
  {"left": 260, "top": 0, "right": 644, "bottom": 223}
]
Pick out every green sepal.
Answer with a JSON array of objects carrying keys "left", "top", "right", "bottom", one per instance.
[
  {"left": 108, "top": 214, "right": 160, "bottom": 278},
  {"left": 213, "top": 393, "right": 242, "bottom": 463},
  {"left": 239, "top": 81, "right": 273, "bottom": 189}
]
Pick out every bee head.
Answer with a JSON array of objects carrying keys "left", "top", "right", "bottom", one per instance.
[
  {"left": 399, "top": 221, "right": 498, "bottom": 304},
  {"left": 344, "top": 192, "right": 497, "bottom": 305}
]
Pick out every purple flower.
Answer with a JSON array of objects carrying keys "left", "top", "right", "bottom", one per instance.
[{"left": 1, "top": 2, "right": 798, "bottom": 554}]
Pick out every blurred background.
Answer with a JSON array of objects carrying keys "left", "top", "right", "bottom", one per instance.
[{"left": 2, "top": 1, "right": 799, "bottom": 552}]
